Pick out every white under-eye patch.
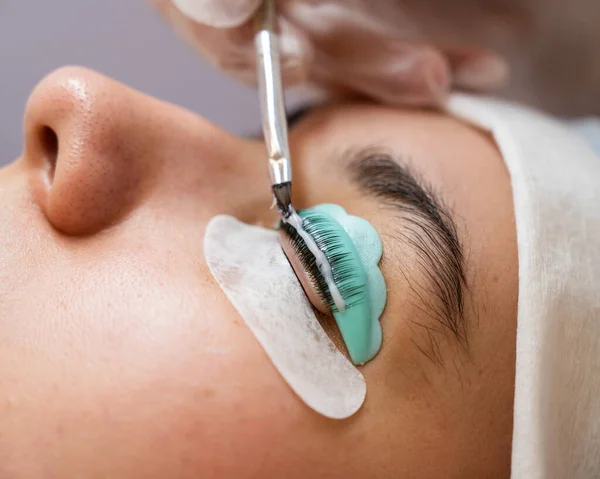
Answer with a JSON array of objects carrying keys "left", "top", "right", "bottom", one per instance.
[{"left": 204, "top": 215, "right": 366, "bottom": 419}]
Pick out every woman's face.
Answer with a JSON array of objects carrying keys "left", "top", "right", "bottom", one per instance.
[{"left": 0, "top": 67, "right": 518, "bottom": 478}]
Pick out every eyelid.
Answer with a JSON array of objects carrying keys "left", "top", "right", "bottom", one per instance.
[{"left": 281, "top": 230, "right": 349, "bottom": 356}]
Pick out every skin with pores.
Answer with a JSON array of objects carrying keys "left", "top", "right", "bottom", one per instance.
[{"left": 0, "top": 67, "right": 517, "bottom": 478}]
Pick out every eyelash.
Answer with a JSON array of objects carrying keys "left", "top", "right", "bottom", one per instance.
[{"left": 279, "top": 215, "right": 365, "bottom": 313}]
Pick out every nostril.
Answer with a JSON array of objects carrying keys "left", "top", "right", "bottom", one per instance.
[{"left": 39, "top": 126, "right": 58, "bottom": 182}]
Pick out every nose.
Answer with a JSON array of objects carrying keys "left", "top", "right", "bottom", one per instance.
[{"left": 22, "top": 67, "right": 267, "bottom": 235}]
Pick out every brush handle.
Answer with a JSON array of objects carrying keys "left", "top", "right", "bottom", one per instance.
[{"left": 255, "top": 0, "right": 292, "bottom": 187}]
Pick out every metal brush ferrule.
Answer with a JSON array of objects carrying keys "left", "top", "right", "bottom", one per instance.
[{"left": 255, "top": 0, "right": 292, "bottom": 189}]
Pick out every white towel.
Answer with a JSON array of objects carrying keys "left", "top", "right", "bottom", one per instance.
[
  {"left": 446, "top": 95, "right": 600, "bottom": 479},
  {"left": 568, "top": 118, "right": 600, "bottom": 157}
]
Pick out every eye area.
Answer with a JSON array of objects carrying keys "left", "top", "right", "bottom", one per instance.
[
  {"left": 280, "top": 228, "right": 350, "bottom": 357},
  {"left": 279, "top": 228, "right": 330, "bottom": 314},
  {"left": 278, "top": 204, "right": 386, "bottom": 365}
]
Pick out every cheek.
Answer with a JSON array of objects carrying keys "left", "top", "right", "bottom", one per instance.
[
  {"left": 0, "top": 252, "right": 329, "bottom": 476},
  {"left": 158, "top": 331, "right": 320, "bottom": 476},
  {"left": 96, "top": 298, "right": 339, "bottom": 478}
]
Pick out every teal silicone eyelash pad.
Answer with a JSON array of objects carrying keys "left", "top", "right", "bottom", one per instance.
[{"left": 285, "top": 204, "right": 387, "bottom": 365}]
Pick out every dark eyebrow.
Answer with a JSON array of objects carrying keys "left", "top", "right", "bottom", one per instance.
[
  {"left": 286, "top": 105, "right": 314, "bottom": 127},
  {"left": 246, "top": 104, "right": 314, "bottom": 140},
  {"left": 346, "top": 148, "right": 469, "bottom": 361}
]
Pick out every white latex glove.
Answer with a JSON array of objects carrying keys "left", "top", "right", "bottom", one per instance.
[{"left": 151, "top": 0, "right": 600, "bottom": 115}]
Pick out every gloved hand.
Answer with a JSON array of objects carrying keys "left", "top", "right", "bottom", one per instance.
[
  {"left": 151, "top": 0, "right": 600, "bottom": 115},
  {"left": 150, "top": 0, "right": 509, "bottom": 107}
]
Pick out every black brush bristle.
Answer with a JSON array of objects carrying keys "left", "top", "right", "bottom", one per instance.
[
  {"left": 280, "top": 214, "right": 365, "bottom": 313},
  {"left": 272, "top": 183, "right": 292, "bottom": 216}
]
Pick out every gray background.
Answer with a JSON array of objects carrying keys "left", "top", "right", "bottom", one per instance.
[{"left": 0, "top": 0, "right": 265, "bottom": 166}]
